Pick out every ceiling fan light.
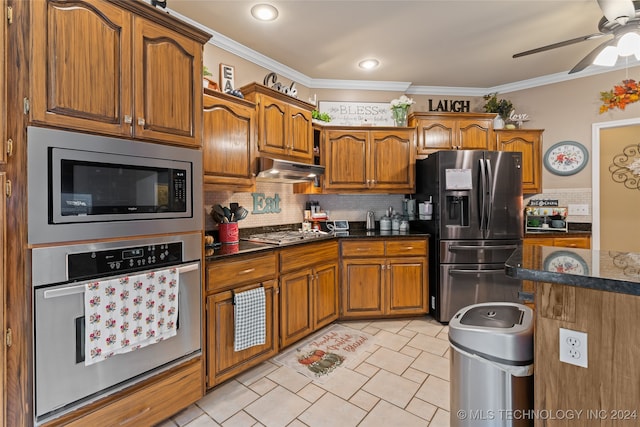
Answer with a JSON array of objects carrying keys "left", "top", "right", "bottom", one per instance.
[
  {"left": 593, "top": 46, "right": 620, "bottom": 66},
  {"left": 617, "top": 32, "right": 640, "bottom": 56}
]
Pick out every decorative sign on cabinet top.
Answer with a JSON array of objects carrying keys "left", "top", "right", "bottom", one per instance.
[{"left": 318, "top": 101, "right": 394, "bottom": 126}]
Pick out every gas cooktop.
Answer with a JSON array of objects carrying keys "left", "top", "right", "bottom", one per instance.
[{"left": 243, "top": 230, "right": 331, "bottom": 245}]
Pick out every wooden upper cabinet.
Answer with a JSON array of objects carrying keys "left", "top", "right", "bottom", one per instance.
[
  {"left": 31, "top": 0, "right": 132, "bottom": 137},
  {"left": 132, "top": 16, "right": 203, "bottom": 147},
  {"left": 323, "top": 127, "right": 415, "bottom": 193},
  {"left": 495, "top": 129, "right": 543, "bottom": 194},
  {"left": 409, "top": 112, "right": 495, "bottom": 155},
  {"left": 31, "top": 0, "right": 210, "bottom": 147},
  {"left": 369, "top": 129, "right": 415, "bottom": 192},
  {"left": 0, "top": 1, "right": 6, "bottom": 166},
  {"left": 324, "top": 129, "right": 368, "bottom": 191},
  {"left": 241, "top": 83, "right": 314, "bottom": 162},
  {"left": 202, "top": 89, "right": 257, "bottom": 191}
]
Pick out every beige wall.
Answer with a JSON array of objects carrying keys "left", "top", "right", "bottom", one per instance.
[{"left": 203, "top": 43, "right": 640, "bottom": 228}]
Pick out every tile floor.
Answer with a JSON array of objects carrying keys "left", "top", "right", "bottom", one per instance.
[{"left": 158, "top": 317, "right": 451, "bottom": 427}]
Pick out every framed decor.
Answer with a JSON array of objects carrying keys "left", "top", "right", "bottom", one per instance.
[
  {"left": 219, "top": 64, "right": 235, "bottom": 93},
  {"left": 318, "top": 101, "right": 394, "bottom": 126},
  {"left": 543, "top": 141, "right": 589, "bottom": 176}
]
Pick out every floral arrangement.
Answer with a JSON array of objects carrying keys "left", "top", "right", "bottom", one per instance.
[
  {"left": 599, "top": 79, "right": 640, "bottom": 113},
  {"left": 482, "top": 93, "right": 513, "bottom": 120},
  {"left": 390, "top": 95, "right": 415, "bottom": 110}
]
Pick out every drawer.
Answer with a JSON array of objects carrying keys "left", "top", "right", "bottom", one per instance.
[
  {"left": 207, "top": 252, "right": 277, "bottom": 292},
  {"left": 386, "top": 239, "right": 427, "bottom": 256},
  {"left": 553, "top": 237, "right": 590, "bottom": 249},
  {"left": 279, "top": 240, "right": 338, "bottom": 273},
  {"left": 61, "top": 359, "right": 202, "bottom": 427},
  {"left": 341, "top": 240, "right": 385, "bottom": 257}
]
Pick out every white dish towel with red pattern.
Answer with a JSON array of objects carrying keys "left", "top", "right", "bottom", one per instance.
[{"left": 84, "top": 268, "right": 179, "bottom": 365}]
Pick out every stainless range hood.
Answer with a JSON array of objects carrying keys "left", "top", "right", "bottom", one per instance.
[{"left": 256, "top": 157, "right": 325, "bottom": 182}]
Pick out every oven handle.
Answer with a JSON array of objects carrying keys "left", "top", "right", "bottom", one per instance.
[{"left": 43, "top": 262, "right": 200, "bottom": 299}]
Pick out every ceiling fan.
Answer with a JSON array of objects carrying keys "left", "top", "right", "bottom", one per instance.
[{"left": 513, "top": 0, "right": 640, "bottom": 73}]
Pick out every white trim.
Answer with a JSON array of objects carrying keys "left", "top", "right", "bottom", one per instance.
[{"left": 591, "top": 117, "right": 640, "bottom": 250}]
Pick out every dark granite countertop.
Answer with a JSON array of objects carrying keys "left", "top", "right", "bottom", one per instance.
[
  {"left": 506, "top": 245, "right": 640, "bottom": 296},
  {"left": 205, "top": 229, "right": 430, "bottom": 261}
]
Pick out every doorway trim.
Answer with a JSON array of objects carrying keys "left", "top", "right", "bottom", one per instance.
[{"left": 591, "top": 117, "right": 640, "bottom": 250}]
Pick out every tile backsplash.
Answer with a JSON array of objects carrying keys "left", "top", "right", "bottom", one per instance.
[
  {"left": 204, "top": 182, "right": 405, "bottom": 231},
  {"left": 205, "top": 184, "right": 592, "bottom": 231}
]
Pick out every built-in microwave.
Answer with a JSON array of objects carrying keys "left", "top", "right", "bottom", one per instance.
[{"left": 27, "top": 126, "right": 203, "bottom": 245}]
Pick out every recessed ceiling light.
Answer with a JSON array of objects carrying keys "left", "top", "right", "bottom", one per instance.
[
  {"left": 358, "top": 59, "right": 379, "bottom": 70},
  {"left": 251, "top": 4, "right": 279, "bottom": 21}
]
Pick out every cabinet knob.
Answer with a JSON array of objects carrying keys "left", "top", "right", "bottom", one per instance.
[
  {"left": 124, "top": 115, "right": 132, "bottom": 124},
  {"left": 137, "top": 117, "right": 145, "bottom": 126}
]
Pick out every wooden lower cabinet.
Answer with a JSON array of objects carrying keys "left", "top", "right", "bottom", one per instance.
[
  {"left": 205, "top": 252, "right": 278, "bottom": 388},
  {"left": 340, "top": 239, "right": 428, "bottom": 319},
  {"left": 206, "top": 281, "right": 278, "bottom": 387},
  {"left": 279, "top": 241, "right": 339, "bottom": 349}
]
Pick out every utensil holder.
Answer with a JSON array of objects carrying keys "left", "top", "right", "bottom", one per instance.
[{"left": 219, "top": 222, "right": 239, "bottom": 244}]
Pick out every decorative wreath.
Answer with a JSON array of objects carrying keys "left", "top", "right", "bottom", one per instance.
[{"left": 600, "top": 79, "right": 640, "bottom": 113}]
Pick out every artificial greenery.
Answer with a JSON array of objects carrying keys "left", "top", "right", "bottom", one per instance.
[
  {"left": 203, "top": 66, "right": 213, "bottom": 77},
  {"left": 312, "top": 110, "right": 331, "bottom": 122},
  {"left": 482, "top": 93, "right": 513, "bottom": 120}
]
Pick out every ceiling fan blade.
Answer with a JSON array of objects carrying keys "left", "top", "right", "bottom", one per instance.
[
  {"left": 569, "top": 36, "right": 617, "bottom": 73},
  {"left": 512, "top": 33, "right": 605, "bottom": 58},
  {"left": 597, "top": 0, "right": 635, "bottom": 25}
]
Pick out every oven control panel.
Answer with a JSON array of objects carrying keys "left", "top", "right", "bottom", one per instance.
[{"left": 67, "top": 242, "right": 183, "bottom": 281}]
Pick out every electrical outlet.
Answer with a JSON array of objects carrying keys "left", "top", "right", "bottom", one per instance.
[
  {"left": 559, "top": 328, "right": 588, "bottom": 368},
  {"left": 568, "top": 204, "right": 589, "bottom": 215}
]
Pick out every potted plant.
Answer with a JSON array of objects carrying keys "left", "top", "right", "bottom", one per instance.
[
  {"left": 312, "top": 110, "right": 331, "bottom": 124},
  {"left": 203, "top": 66, "right": 218, "bottom": 90},
  {"left": 482, "top": 93, "right": 513, "bottom": 128}
]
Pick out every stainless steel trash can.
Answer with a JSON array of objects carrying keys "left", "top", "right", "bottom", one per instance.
[{"left": 449, "top": 302, "right": 534, "bottom": 427}]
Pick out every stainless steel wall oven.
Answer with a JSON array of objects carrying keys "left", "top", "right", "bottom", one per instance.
[{"left": 32, "top": 233, "right": 202, "bottom": 424}]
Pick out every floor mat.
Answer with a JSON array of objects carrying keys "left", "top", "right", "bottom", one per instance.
[{"left": 273, "top": 323, "right": 376, "bottom": 383}]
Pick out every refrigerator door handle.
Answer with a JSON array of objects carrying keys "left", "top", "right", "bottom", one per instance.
[
  {"left": 449, "top": 268, "right": 505, "bottom": 274},
  {"left": 449, "top": 244, "right": 519, "bottom": 251},
  {"left": 485, "top": 158, "right": 494, "bottom": 230},
  {"left": 478, "top": 158, "right": 487, "bottom": 231}
]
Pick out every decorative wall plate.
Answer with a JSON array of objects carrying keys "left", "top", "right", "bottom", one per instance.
[
  {"left": 543, "top": 250, "right": 589, "bottom": 276},
  {"left": 544, "top": 141, "right": 589, "bottom": 176}
]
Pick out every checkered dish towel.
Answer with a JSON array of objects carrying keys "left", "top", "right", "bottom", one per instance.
[
  {"left": 84, "top": 268, "right": 179, "bottom": 365},
  {"left": 234, "top": 287, "right": 266, "bottom": 351}
]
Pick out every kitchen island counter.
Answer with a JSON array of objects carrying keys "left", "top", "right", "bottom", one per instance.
[
  {"left": 506, "top": 244, "right": 640, "bottom": 295},
  {"left": 507, "top": 245, "right": 640, "bottom": 426}
]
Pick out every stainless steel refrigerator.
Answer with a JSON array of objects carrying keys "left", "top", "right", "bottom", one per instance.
[{"left": 412, "top": 150, "right": 524, "bottom": 323}]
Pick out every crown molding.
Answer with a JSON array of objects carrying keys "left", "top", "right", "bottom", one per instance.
[{"left": 168, "top": 7, "right": 640, "bottom": 95}]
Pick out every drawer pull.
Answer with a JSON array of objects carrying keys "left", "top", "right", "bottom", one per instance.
[
  {"left": 403, "top": 246, "right": 414, "bottom": 250},
  {"left": 239, "top": 268, "right": 256, "bottom": 275}
]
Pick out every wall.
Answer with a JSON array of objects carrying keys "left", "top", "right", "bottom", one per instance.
[{"left": 203, "top": 43, "right": 640, "bottom": 227}]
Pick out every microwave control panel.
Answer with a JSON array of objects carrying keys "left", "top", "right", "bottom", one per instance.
[{"left": 67, "top": 242, "right": 183, "bottom": 281}]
